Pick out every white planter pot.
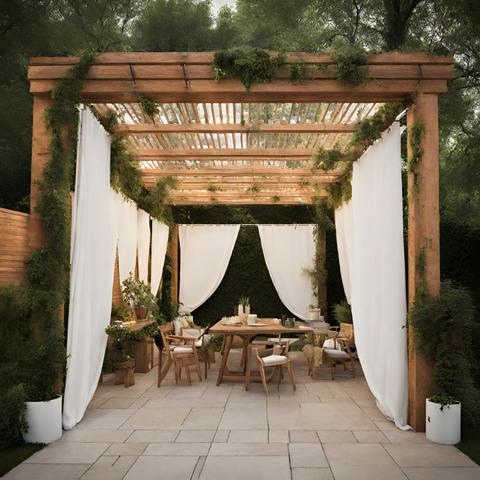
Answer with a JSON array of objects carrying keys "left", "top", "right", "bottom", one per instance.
[
  {"left": 306, "top": 308, "right": 321, "bottom": 321},
  {"left": 22, "top": 395, "right": 63, "bottom": 444},
  {"left": 426, "top": 398, "right": 461, "bottom": 445}
]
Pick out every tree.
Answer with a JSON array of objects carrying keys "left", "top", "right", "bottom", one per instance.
[{"left": 131, "top": 0, "right": 214, "bottom": 52}]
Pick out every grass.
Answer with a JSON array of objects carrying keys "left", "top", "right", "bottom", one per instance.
[
  {"left": 0, "top": 443, "right": 45, "bottom": 477},
  {"left": 456, "top": 426, "right": 480, "bottom": 465}
]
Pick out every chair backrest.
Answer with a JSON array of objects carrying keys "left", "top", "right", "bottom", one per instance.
[
  {"left": 158, "top": 323, "right": 174, "bottom": 359},
  {"left": 338, "top": 323, "right": 354, "bottom": 341}
]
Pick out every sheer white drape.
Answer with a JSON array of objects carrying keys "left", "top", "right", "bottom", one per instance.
[
  {"left": 335, "top": 122, "right": 409, "bottom": 429},
  {"left": 179, "top": 225, "right": 240, "bottom": 312},
  {"left": 258, "top": 225, "right": 316, "bottom": 320},
  {"left": 150, "top": 221, "right": 169, "bottom": 295},
  {"left": 63, "top": 108, "right": 120, "bottom": 430},
  {"left": 335, "top": 201, "right": 354, "bottom": 303},
  {"left": 118, "top": 199, "right": 137, "bottom": 283},
  {"left": 137, "top": 209, "right": 150, "bottom": 284}
]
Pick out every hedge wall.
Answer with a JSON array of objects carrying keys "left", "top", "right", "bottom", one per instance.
[{"left": 172, "top": 205, "right": 345, "bottom": 326}]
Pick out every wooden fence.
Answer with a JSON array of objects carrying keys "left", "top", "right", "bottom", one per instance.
[{"left": 0, "top": 208, "right": 32, "bottom": 284}]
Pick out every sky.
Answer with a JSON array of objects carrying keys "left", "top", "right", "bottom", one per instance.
[{"left": 211, "top": 0, "right": 237, "bottom": 14}]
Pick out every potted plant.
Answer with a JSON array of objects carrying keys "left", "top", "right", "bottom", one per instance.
[
  {"left": 105, "top": 325, "right": 140, "bottom": 386},
  {"left": 122, "top": 273, "right": 159, "bottom": 320},
  {"left": 111, "top": 303, "right": 132, "bottom": 325},
  {"left": 239, "top": 296, "right": 250, "bottom": 315},
  {"left": 306, "top": 303, "right": 322, "bottom": 321},
  {"left": 0, "top": 284, "right": 65, "bottom": 445},
  {"left": 426, "top": 393, "right": 461, "bottom": 445}
]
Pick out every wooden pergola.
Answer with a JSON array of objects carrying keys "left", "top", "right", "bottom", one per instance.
[{"left": 28, "top": 52, "right": 455, "bottom": 431}]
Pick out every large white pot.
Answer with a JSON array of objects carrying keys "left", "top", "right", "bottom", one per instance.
[
  {"left": 426, "top": 398, "right": 461, "bottom": 445},
  {"left": 22, "top": 395, "right": 63, "bottom": 444}
]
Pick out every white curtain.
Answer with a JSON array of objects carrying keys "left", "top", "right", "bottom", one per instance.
[
  {"left": 137, "top": 209, "right": 150, "bottom": 285},
  {"left": 335, "top": 122, "right": 409, "bottom": 430},
  {"left": 258, "top": 225, "right": 316, "bottom": 321},
  {"left": 118, "top": 199, "right": 137, "bottom": 284},
  {"left": 63, "top": 108, "right": 120, "bottom": 430},
  {"left": 335, "top": 201, "right": 354, "bottom": 303},
  {"left": 151, "top": 221, "right": 169, "bottom": 295},
  {"left": 179, "top": 225, "right": 240, "bottom": 312}
]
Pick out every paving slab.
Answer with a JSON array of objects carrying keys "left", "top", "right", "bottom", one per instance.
[
  {"left": 119, "top": 407, "right": 191, "bottom": 430},
  {"left": 289, "top": 443, "right": 329, "bottom": 467},
  {"left": 2, "top": 464, "right": 90, "bottom": 480},
  {"left": 123, "top": 456, "right": 199, "bottom": 480},
  {"left": 292, "top": 468, "right": 335, "bottom": 480},
  {"left": 402, "top": 467, "right": 480, "bottom": 480},
  {"left": 79, "top": 456, "right": 137, "bottom": 480},
  {"left": 23, "top": 442, "right": 110, "bottom": 464},
  {"left": 199, "top": 456, "right": 291, "bottom": 480}
]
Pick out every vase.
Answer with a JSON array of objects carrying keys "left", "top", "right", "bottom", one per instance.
[
  {"left": 134, "top": 307, "right": 147, "bottom": 320},
  {"left": 238, "top": 304, "right": 243, "bottom": 315},
  {"left": 22, "top": 395, "right": 63, "bottom": 444},
  {"left": 306, "top": 308, "right": 321, "bottom": 321},
  {"left": 245, "top": 306, "right": 250, "bottom": 315},
  {"left": 426, "top": 398, "right": 461, "bottom": 444}
]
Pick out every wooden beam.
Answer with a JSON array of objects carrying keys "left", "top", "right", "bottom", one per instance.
[
  {"left": 115, "top": 123, "right": 357, "bottom": 135},
  {"left": 30, "top": 78, "right": 449, "bottom": 104},
  {"left": 170, "top": 198, "right": 317, "bottom": 205},
  {"left": 133, "top": 148, "right": 314, "bottom": 159},
  {"left": 407, "top": 93, "right": 440, "bottom": 432},
  {"left": 30, "top": 64, "right": 455, "bottom": 82},
  {"left": 29, "top": 52, "right": 455, "bottom": 67},
  {"left": 139, "top": 168, "right": 342, "bottom": 177}
]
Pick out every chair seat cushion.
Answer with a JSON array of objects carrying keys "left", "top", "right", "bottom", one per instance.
[
  {"left": 323, "top": 338, "right": 342, "bottom": 350},
  {"left": 267, "top": 337, "right": 299, "bottom": 344},
  {"left": 263, "top": 355, "right": 288, "bottom": 365},
  {"left": 173, "top": 346, "right": 194, "bottom": 354},
  {"left": 324, "top": 348, "right": 350, "bottom": 359}
]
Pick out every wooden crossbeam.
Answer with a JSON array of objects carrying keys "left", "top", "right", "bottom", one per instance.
[
  {"left": 115, "top": 123, "right": 357, "bottom": 135},
  {"left": 30, "top": 79, "right": 449, "bottom": 104},
  {"left": 133, "top": 148, "right": 314, "bottom": 159},
  {"left": 139, "top": 167, "right": 342, "bottom": 177},
  {"left": 29, "top": 52, "right": 455, "bottom": 67}
]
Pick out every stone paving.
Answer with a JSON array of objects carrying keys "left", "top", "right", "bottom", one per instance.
[{"left": 5, "top": 349, "right": 480, "bottom": 480}]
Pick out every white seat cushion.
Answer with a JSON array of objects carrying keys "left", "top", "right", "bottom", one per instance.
[
  {"left": 324, "top": 348, "right": 349, "bottom": 359},
  {"left": 267, "top": 337, "right": 299, "bottom": 344},
  {"left": 323, "top": 338, "right": 342, "bottom": 350},
  {"left": 263, "top": 355, "right": 288, "bottom": 365},
  {"left": 173, "top": 346, "right": 194, "bottom": 354}
]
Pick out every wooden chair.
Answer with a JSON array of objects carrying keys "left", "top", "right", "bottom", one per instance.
[
  {"left": 180, "top": 325, "right": 213, "bottom": 379},
  {"left": 157, "top": 325, "right": 203, "bottom": 387},
  {"left": 323, "top": 323, "right": 355, "bottom": 378},
  {"left": 249, "top": 340, "right": 296, "bottom": 394}
]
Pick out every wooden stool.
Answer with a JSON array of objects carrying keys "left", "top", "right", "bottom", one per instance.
[{"left": 114, "top": 362, "right": 135, "bottom": 388}]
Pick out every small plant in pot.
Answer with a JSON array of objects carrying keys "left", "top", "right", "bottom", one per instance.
[
  {"left": 239, "top": 295, "right": 250, "bottom": 315},
  {"left": 122, "top": 273, "right": 159, "bottom": 320},
  {"left": 426, "top": 393, "right": 461, "bottom": 445}
]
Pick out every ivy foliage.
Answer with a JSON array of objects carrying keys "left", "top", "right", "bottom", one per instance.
[
  {"left": 312, "top": 98, "right": 413, "bottom": 210},
  {"left": 136, "top": 94, "right": 160, "bottom": 125},
  {"left": 213, "top": 46, "right": 287, "bottom": 93},
  {"left": 325, "top": 44, "right": 370, "bottom": 88},
  {"left": 408, "top": 118, "right": 426, "bottom": 196}
]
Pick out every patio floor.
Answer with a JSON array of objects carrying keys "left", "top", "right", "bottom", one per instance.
[{"left": 5, "top": 348, "right": 479, "bottom": 480}]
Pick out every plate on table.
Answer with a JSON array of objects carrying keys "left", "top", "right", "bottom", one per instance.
[{"left": 248, "top": 323, "right": 270, "bottom": 327}]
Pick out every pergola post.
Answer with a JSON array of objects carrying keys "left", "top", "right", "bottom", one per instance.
[
  {"left": 318, "top": 229, "right": 327, "bottom": 322},
  {"left": 407, "top": 93, "right": 440, "bottom": 432},
  {"left": 170, "top": 224, "right": 179, "bottom": 305},
  {"left": 29, "top": 96, "right": 51, "bottom": 248}
]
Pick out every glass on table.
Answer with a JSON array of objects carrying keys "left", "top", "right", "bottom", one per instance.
[{"left": 285, "top": 317, "right": 296, "bottom": 328}]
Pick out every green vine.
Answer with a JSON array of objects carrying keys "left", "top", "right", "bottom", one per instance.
[
  {"left": 212, "top": 46, "right": 287, "bottom": 93},
  {"left": 321, "top": 44, "right": 370, "bottom": 88},
  {"left": 407, "top": 118, "right": 426, "bottom": 196},
  {"left": 312, "top": 98, "right": 412, "bottom": 209},
  {"left": 287, "top": 57, "right": 313, "bottom": 85},
  {"left": 136, "top": 94, "right": 160, "bottom": 125},
  {"left": 271, "top": 194, "right": 280, "bottom": 202}
]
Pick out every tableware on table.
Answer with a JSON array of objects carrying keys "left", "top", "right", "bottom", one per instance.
[
  {"left": 285, "top": 317, "right": 296, "bottom": 328},
  {"left": 281, "top": 314, "right": 286, "bottom": 327},
  {"left": 247, "top": 314, "right": 257, "bottom": 325}
]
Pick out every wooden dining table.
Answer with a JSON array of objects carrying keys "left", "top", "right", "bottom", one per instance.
[{"left": 209, "top": 318, "right": 313, "bottom": 390}]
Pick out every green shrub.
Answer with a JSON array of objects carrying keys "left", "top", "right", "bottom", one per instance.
[
  {"left": 0, "top": 385, "right": 28, "bottom": 449},
  {"left": 409, "top": 280, "right": 480, "bottom": 426},
  {"left": 332, "top": 299, "right": 353, "bottom": 324}
]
